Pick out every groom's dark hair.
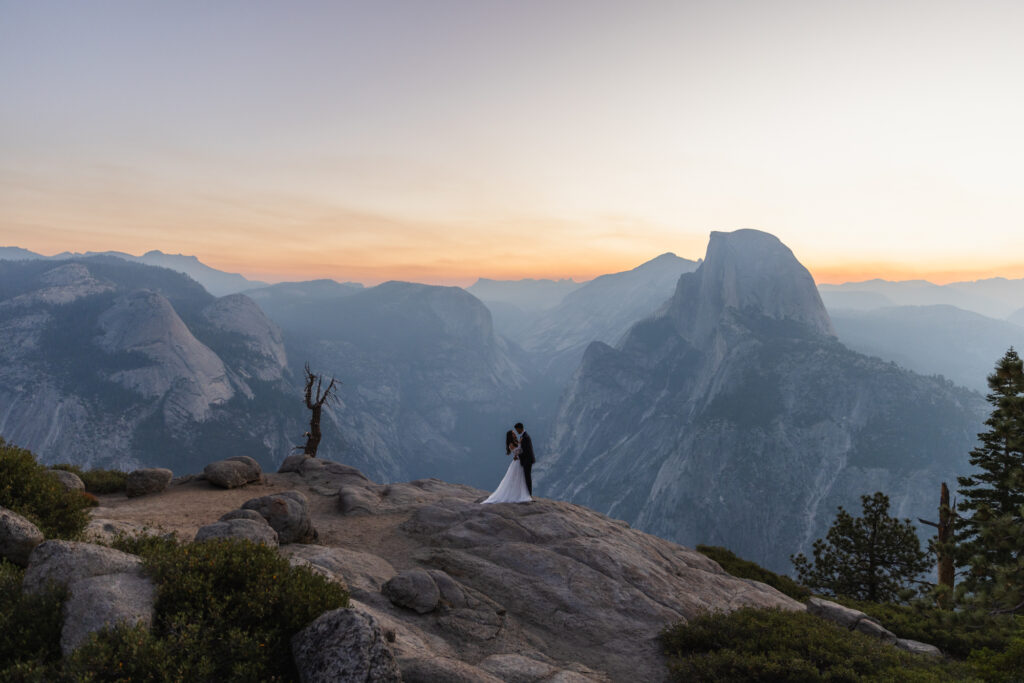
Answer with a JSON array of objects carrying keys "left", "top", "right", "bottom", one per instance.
[
  {"left": 505, "top": 429, "right": 517, "bottom": 454},
  {"left": 514, "top": 422, "right": 524, "bottom": 430}
]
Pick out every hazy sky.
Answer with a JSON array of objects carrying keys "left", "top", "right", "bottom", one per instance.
[{"left": 2, "top": 0, "right": 1023, "bottom": 285}]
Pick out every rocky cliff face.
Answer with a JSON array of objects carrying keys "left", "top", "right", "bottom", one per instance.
[
  {"left": 0, "top": 258, "right": 301, "bottom": 472},
  {"left": 541, "top": 230, "right": 985, "bottom": 572}
]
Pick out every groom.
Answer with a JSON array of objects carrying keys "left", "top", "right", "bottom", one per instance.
[{"left": 514, "top": 422, "right": 535, "bottom": 496}]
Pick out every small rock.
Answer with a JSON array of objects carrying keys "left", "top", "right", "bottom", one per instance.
[
  {"left": 382, "top": 568, "right": 440, "bottom": 614},
  {"left": 204, "top": 456, "right": 263, "bottom": 489},
  {"left": 241, "top": 490, "right": 316, "bottom": 544},
  {"left": 854, "top": 617, "right": 898, "bottom": 644},
  {"left": 896, "top": 638, "right": 942, "bottom": 657},
  {"left": 278, "top": 453, "right": 311, "bottom": 473},
  {"left": 0, "top": 507, "right": 44, "bottom": 567},
  {"left": 61, "top": 572, "right": 156, "bottom": 654},
  {"left": 291, "top": 607, "right": 401, "bottom": 683},
  {"left": 194, "top": 518, "right": 279, "bottom": 546},
  {"left": 46, "top": 469, "right": 85, "bottom": 491},
  {"left": 23, "top": 541, "right": 143, "bottom": 594},
  {"left": 806, "top": 597, "right": 865, "bottom": 629},
  {"left": 125, "top": 468, "right": 173, "bottom": 497},
  {"left": 219, "top": 509, "right": 267, "bottom": 523}
]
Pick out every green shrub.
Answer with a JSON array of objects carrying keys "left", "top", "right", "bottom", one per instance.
[
  {"left": 661, "top": 607, "right": 973, "bottom": 681},
  {"left": 52, "top": 463, "right": 128, "bottom": 494},
  {"left": 833, "top": 596, "right": 1023, "bottom": 660},
  {"left": 78, "top": 536, "right": 348, "bottom": 681},
  {"left": 0, "top": 560, "right": 67, "bottom": 676},
  {"left": 967, "top": 636, "right": 1024, "bottom": 683},
  {"left": 0, "top": 439, "right": 90, "bottom": 539},
  {"left": 697, "top": 545, "right": 812, "bottom": 602},
  {"left": 5, "top": 537, "right": 349, "bottom": 681}
]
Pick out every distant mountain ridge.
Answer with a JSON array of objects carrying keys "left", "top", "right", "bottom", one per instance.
[
  {"left": 0, "top": 247, "right": 268, "bottom": 297},
  {"left": 830, "top": 305, "right": 1024, "bottom": 393},
  {"left": 819, "top": 277, "right": 1024, "bottom": 319},
  {"left": 542, "top": 230, "right": 985, "bottom": 572},
  {"left": 487, "top": 253, "right": 701, "bottom": 379}
]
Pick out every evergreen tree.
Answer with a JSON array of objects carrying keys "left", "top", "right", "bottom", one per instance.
[
  {"left": 791, "top": 492, "right": 931, "bottom": 603},
  {"left": 956, "top": 347, "right": 1024, "bottom": 612}
]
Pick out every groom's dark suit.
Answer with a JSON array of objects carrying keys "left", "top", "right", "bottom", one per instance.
[{"left": 518, "top": 430, "right": 535, "bottom": 496}]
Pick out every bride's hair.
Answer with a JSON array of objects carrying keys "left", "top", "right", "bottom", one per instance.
[{"left": 505, "top": 429, "right": 518, "bottom": 454}]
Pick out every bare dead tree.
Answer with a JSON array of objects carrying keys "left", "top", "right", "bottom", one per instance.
[
  {"left": 300, "top": 362, "right": 339, "bottom": 458},
  {"left": 919, "top": 482, "right": 956, "bottom": 608}
]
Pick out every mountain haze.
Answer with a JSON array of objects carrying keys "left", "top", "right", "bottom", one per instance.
[
  {"left": 0, "top": 248, "right": 267, "bottom": 297},
  {"left": 830, "top": 305, "right": 1024, "bottom": 393},
  {"left": 249, "top": 280, "right": 531, "bottom": 486}
]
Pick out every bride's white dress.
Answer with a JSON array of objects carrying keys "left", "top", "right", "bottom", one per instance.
[{"left": 482, "top": 448, "right": 532, "bottom": 504}]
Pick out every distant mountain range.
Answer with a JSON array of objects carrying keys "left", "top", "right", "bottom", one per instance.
[
  {"left": 0, "top": 247, "right": 268, "bottom": 297},
  {"left": 829, "top": 306, "right": 1024, "bottom": 393},
  {"left": 541, "top": 230, "right": 986, "bottom": 572},
  {"left": 819, "top": 277, "right": 1024, "bottom": 320},
  {"left": 0, "top": 239, "right": 1008, "bottom": 573}
]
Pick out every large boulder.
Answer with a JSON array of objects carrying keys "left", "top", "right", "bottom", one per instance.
[
  {"left": 23, "top": 541, "right": 143, "bottom": 594},
  {"left": 61, "top": 572, "right": 156, "bottom": 654},
  {"left": 291, "top": 607, "right": 401, "bottom": 682},
  {"left": 0, "top": 507, "right": 44, "bottom": 566},
  {"left": 806, "top": 597, "right": 866, "bottom": 629},
  {"left": 219, "top": 509, "right": 267, "bottom": 523},
  {"left": 381, "top": 569, "right": 440, "bottom": 614},
  {"left": 194, "top": 518, "right": 279, "bottom": 546},
  {"left": 46, "top": 469, "right": 85, "bottom": 491},
  {"left": 241, "top": 490, "right": 316, "bottom": 544},
  {"left": 204, "top": 456, "right": 263, "bottom": 489},
  {"left": 126, "top": 468, "right": 173, "bottom": 497},
  {"left": 84, "top": 519, "right": 160, "bottom": 545},
  {"left": 278, "top": 453, "right": 311, "bottom": 473}
]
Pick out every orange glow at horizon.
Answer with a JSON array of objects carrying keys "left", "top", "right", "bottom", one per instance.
[{"left": 809, "top": 261, "right": 1024, "bottom": 286}]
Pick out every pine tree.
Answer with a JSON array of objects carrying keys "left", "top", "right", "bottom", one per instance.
[
  {"left": 790, "top": 492, "right": 931, "bottom": 603},
  {"left": 956, "top": 347, "right": 1024, "bottom": 613}
]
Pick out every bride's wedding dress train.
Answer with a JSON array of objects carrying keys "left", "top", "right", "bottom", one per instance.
[{"left": 482, "top": 452, "right": 532, "bottom": 504}]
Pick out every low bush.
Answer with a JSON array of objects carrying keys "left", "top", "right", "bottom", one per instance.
[
  {"left": 92, "top": 536, "right": 347, "bottom": 681},
  {"left": 967, "top": 636, "right": 1024, "bottom": 683},
  {"left": 661, "top": 607, "right": 973, "bottom": 681},
  {"left": 834, "top": 596, "right": 1023, "bottom": 660},
  {"left": 52, "top": 463, "right": 128, "bottom": 494},
  {"left": 0, "top": 438, "right": 91, "bottom": 539},
  {"left": 3, "top": 537, "right": 349, "bottom": 681},
  {"left": 0, "top": 560, "right": 67, "bottom": 675},
  {"left": 697, "top": 545, "right": 811, "bottom": 602}
]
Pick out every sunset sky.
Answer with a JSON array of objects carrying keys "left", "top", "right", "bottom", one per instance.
[{"left": 2, "top": 1, "right": 1024, "bottom": 286}]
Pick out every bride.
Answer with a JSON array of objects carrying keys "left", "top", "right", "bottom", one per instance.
[{"left": 482, "top": 429, "right": 533, "bottom": 504}]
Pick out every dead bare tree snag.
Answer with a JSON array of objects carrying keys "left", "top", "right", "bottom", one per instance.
[
  {"left": 919, "top": 481, "right": 956, "bottom": 608},
  {"left": 301, "top": 362, "right": 339, "bottom": 458}
]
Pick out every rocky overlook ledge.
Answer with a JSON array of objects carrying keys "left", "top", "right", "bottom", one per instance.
[{"left": 89, "top": 458, "right": 801, "bottom": 681}]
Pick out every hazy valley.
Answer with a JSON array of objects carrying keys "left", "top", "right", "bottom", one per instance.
[{"left": 2, "top": 234, "right": 1022, "bottom": 572}]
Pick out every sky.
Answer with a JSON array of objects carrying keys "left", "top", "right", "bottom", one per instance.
[{"left": 2, "top": 0, "right": 1024, "bottom": 286}]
